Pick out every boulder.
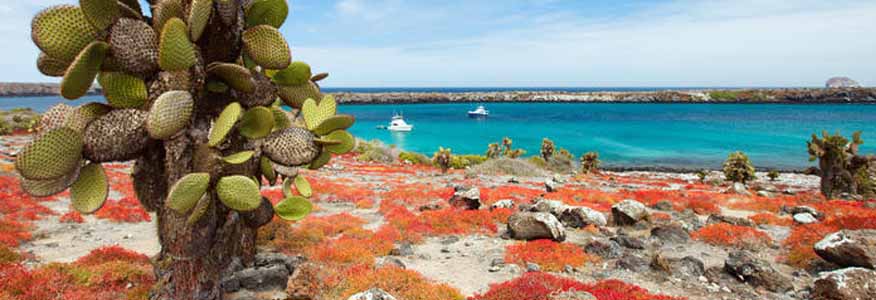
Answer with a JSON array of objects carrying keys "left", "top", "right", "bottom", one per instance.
[
  {"left": 532, "top": 199, "right": 565, "bottom": 215},
  {"left": 814, "top": 230, "right": 876, "bottom": 269},
  {"left": 617, "top": 253, "right": 649, "bottom": 272},
  {"left": 611, "top": 200, "right": 648, "bottom": 226},
  {"left": 650, "top": 224, "right": 690, "bottom": 243},
  {"left": 651, "top": 252, "right": 705, "bottom": 279},
  {"left": 793, "top": 213, "right": 818, "bottom": 224},
  {"left": 611, "top": 235, "right": 645, "bottom": 250},
  {"left": 812, "top": 268, "right": 876, "bottom": 300},
  {"left": 507, "top": 212, "right": 566, "bottom": 242},
  {"left": 732, "top": 182, "right": 751, "bottom": 196},
  {"left": 724, "top": 251, "right": 793, "bottom": 293},
  {"left": 348, "top": 288, "right": 397, "bottom": 300},
  {"left": 559, "top": 206, "right": 607, "bottom": 228},
  {"left": 707, "top": 214, "right": 756, "bottom": 227},
  {"left": 548, "top": 291, "right": 597, "bottom": 300},
  {"left": 783, "top": 205, "right": 822, "bottom": 219},
  {"left": 545, "top": 178, "right": 560, "bottom": 192},
  {"left": 449, "top": 186, "right": 481, "bottom": 210},
  {"left": 584, "top": 240, "right": 623, "bottom": 259},
  {"left": 376, "top": 257, "right": 406, "bottom": 269},
  {"left": 826, "top": 76, "right": 861, "bottom": 89},
  {"left": 490, "top": 199, "right": 515, "bottom": 210},
  {"left": 390, "top": 242, "right": 414, "bottom": 256}
]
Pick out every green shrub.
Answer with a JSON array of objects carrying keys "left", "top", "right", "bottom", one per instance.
[
  {"left": 399, "top": 151, "right": 431, "bottom": 165},
  {"left": 449, "top": 154, "right": 487, "bottom": 169},
  {"left": 528, "top": 156, "right": 546, "bottom": 168},
  {"left": 723, "top": 151, "right": 756, "bottom": 184},
  {"left": 696, "top": 170, "right": 708, "bottom": 183},
  {"left": 356, "top": 139, "right": 396, "bottom": 163},
  {"left": 767, "top": 170, "right": 780, "bottom": 182},
  {"left": 709, "top": 90, "right": 740, "bottom": 102}
]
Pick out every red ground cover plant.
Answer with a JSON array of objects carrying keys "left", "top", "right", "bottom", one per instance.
[
  {"left": 691, "top": 223, "right": 772, "bottom": 249},
  {"left": 469, "top": 272, "right": 682, "bottom": 300},
  {"left": 504, "top": 239, "right": 596, "bottom": 272},
  {"left": 259, "top": 213, "right": 368, "bottom": 255},
  {"left": 382, "top": 204, "right": 507, "bottom": 242},
  {"left": 481, "top": 185, "right": 544, "bottom": 207},
  {"left": 0, "top": 216, "right": 31, "bottom": 247},
  {"left": 94, "top": 197, "right": 151, "bottom": 223},
  {"left": 748, "top": 212, "right": 792, "bottom": 226},
  {"left": 309, "top": 176, "right": 376, "bottom": 204},
  {"left": 59, "top": 211, "right": 85, "bottom": 223},
  {"left": 783, "top": 202, "right": 876, "bottom": 268},
  {"left": 379, "top": 183, "right": 454, "bottom": 208},
  {"left": 329, "top": 265, "right": 464, "bottom": 300}
]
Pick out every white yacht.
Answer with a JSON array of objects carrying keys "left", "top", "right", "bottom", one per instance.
[
  {"left": 387, "top": 114, "right": 413, "bottom": 132},
  {"left": 467, "top": 105, "right": 489, "bottom": 118}
]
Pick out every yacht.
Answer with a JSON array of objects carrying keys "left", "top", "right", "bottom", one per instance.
[
  {"left": 387, "top": 114, "right": 413, "bottom": 132},
  {"left": 467, "top": 105, "right": 489, "bottom": 118}
]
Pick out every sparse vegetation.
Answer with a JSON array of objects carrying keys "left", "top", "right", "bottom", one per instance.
[
  {"left": 466, "top": 157, "right": 547, "bottom": 177},
  {"left": 579, "top": 152, "right": 600, "bottom": 174},
  {"left": 433, "top": 147, "right": 453, "bottom": 173},
  {"left": 723, "top": 151, "right": 756, "bottom": 184},
  {"left": 399, "top": 151, "right": 431, "bottom": 165}
]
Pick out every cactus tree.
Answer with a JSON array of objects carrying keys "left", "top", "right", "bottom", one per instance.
[
  {"left": 808, "top": 131, "right": 875, "bottom": 199},
  {"left": 540, "top": 138, "right": 555, "bottom": 161},
  {"left": 20, "top": 0, "right": 355, "bottom": 299}
]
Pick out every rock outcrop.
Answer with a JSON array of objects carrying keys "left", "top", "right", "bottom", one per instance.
[
  {"left": 812, "top": 268, "right": 876, "bottom": 300},
  {"left": 826, "top": 77, "right": 862, "bottom": 89},
  {"left": 507, "top": 212, "right": 566, "bottom": 241},
  {"left": 814, "top": 230, "right": 876, "bottom": 269},
  {"left": 724, "top": 251, "right": 793, "bottom": 293},
  {"left": 611, "top": 200, "right": 648, "bottom": 226},
  {"left": 448, "top": 186, "right": 481, "bottom": 210}
]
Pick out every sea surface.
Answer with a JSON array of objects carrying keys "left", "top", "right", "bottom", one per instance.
[{"left": 2, "top": 94, "right": 873, "bottom": 169}]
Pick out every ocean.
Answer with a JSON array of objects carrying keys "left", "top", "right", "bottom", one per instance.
[{"left": 2, "top": 93, "right": 873, "bottom": 169}]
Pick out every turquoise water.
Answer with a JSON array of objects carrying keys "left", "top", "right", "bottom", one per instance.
[
  {"left": 340, "top": 103, "right": 876, "bottom": 169},
  {"left": 2, "top": 96, "right": 874, "bottom": 169}
]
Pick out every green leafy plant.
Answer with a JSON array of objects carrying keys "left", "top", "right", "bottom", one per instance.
[
  {"left": 722, "top": 151, "right": 756, "bottom": 184},
  {"left": 18, "top": 1, "right": 354, "bottom": 297},
  {"left": 580, "top": 151, "right": 600, "bottom": 174},
  {"left": 399, "top": 151, "right": 431, "bottom": 165}
]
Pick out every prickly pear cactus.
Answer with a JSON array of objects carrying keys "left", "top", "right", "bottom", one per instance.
[
  {"left": 541, "top": 138, "right": 555, "bottom": 161},
  {"left": 21, "top": 0, "right": 354, "bottom": 298},
  {"left": 485, "top": 143, "right": 501, "bottom": 159},
  {"left": 722, "top": 151, "right": 756, "bottom": 184},
  {"left": 808, "top": 131, "right": 875, "bottom": 199},
  {"left": 433, "top": 147, "right": 452, "bottom": 173},
  {"left": 580, "top": 151, "right": 601, "bottom": 174}
]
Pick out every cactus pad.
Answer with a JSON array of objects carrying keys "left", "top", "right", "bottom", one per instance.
[
  {"left": 238, "top": 106, "right": 275, "bottom": 139},
  {"left": 83, "top": 109, "right": 150, "bottom": 162},
  {"left": 21, "top": 162, "right": 82, "bottom": 197},
  {"left": 159, "top": 18, "right": 196, "bottom": 71},
  {"left": 242, "top": 25, "right": 291, "bottom": 70},
  {"left": 118, "top": 0, "right": 142, "bottom": 14},
  {"left": 236, "top": 73, "right": 278, "bottom": 107},
  {"left": 80, "top": 0, "right": 120, "bottom": 31},
  {"left": 98, "top": 72, "right": 148, "bottom": 108},
  {"left": 323, "top": 130, "right": 355, "bottom": 154},
  {"left": 222, "top": 151, "right": 255, "bottom": 164},
  {"left": 274, "top": 196, "right": 312, "bottom": 221},
  {"left": 61, "top": 41, "right": 109, "bottom": 100},
  {"left": 208, "top": 102, "right": 243, "bottom": 147},
  {"left": 312, "top": 115, "right": 355, "bottom": 136},
  {"left": 166, "top": 173, "right": 211, "bottom": 214},
  {"left": 311, "top": 72, "right": 329, "bottom": 82},
  {"left": 31, "top": 5, "right": 97, "bottom": 62},
  {"left": 272, "top": 61, "right": 311, "bottom": 86},
  {"left": 245, "top": 0, "right": 288, "bottom": 28},
  {"left": 260, "top": 156, "right": 277, "bottom": 183},
  {"left": 37, "top": 53, "right": 71, "bottom": 77},
  {"left": 109, "top": 18, "right": 159, "bottom": 75},
  {"left": 187, "top": 194, "right": 212, "bottom": 225},
  {"left": 70, "top": 163, "right": 108, "bottom": 214},
  {"left": 16, "top": 127, "right": 83, "bottom": 180},
  {"left": 277, "top": 81, "right": 321, "bottom": 109},
  {"left": 271, "top": 106, "right": 291, "bottom": 130},
  {"left": 37, "top": 104, "right": 74, "bottom": 135},
  {"left": 308, "top": 150, "right": 331, "bottom": 170},
  {"left": 293, "top": 175, "right": 312, "bottom": 197},
  {"left": 207, "top": 63, "right": 255, "bottom": 93},
  {"left": 66, "top": 102, "right": 111, "bottom": 133},
  {"left": 189, "top": 0, "right": 213, "bottom": 41},
  {"left": 147, "top": 91, "right": 194, "bottom": 140},
  {"left": 262, "top": 127, "right": 320, "bottom": 166},
  {"left": 152, "top": 0, "right": 183, "bottom": 33},
  {"left": 217, "top": 175, "right": 262, "bottom": 212},
  {"left": 302, "top": 96, "right": 336, "bottom": 130}
]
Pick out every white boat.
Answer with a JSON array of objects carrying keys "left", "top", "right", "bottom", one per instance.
[
  {"left": 468, "top": 105, "right": 489, "bottom": 117},
  {"left": 387, "top": 114, "right": 413, "bottom": 132}
]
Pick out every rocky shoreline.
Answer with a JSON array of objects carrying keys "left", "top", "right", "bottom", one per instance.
[{"left": 0, "top": 83, "right": 99, "bottom": 97}]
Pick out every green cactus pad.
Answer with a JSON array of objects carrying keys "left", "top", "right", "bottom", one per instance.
[
  {"left": 207, "top": 81, "right": 230, "bottom": 93},
  {"left": 66, "top": 102, "right": 111, "bottom": 133},
  {"left": 308, "top": 150, "right": 331, "bottom": 170},
  {"left": 109, "top": 18, "right": 159, "bottom": 75},
  {"left": 323, "top": 130, "right": 355, "bottom": 154},
  {"left": 293, "top": 175, "right": 312, "bottom": 197},
  {"left": 37, "top": 53, "right": 71, "bottom": 77},
  {"left": 242, "top": 25, "right": 291, "bottom": 70},
  {"left": 61, "top": 41, "right": 109, "bottom": 100},
  {"left": 207, "top": 63, "right": 255, "bottom": 93},
  {"left": 31, "top": 5, "right": 97, "bottom": 62},
  {"left": 166, "top": 172, "right": 211, "bottom": 214},
  {"left": 208, "top": 102, "right": 243, "bottom": 147},
  {"left": 152, "top": 0, "right": 183, "bottom": 33},
  {"left": 312, "top": 115, "right": 355, "bottom": 136},
  {"left": 98, "top": 72, "right": 148, "bottom": 108},
  {"left": 272, "top": 61, "right": 311, "bottom": 86},
  {"left": 271, "top": 161, "right": 299, "bottom": 178},
  {"left": 222, "top": 151, "right": 255, "bottom": 164},
  {"left": 277, "top": 81, "right": 321, "bottom": 109},
  {"left": 118, "top": 0, "right": 142, "bottom": 13},
  {"left": 159, "top": 18, "right": 196, "bottom": 71},
  {"left": 16, "top": 127, "right": 84, "bottom": 180},
  {"left": 217, "top": 175, "right": 262, "bottom": 212},
  {"left": 187, "top": 194, "right": 212, "bottom": 225},
  {"left": 271, "top": 106, "right": 291, "bottom": 131},
  {"left": 83, "top": 109, "right": 150, "bottom": 162},
  {"left": 80, "top": 0, "right": 120, "bottom": 31},
  {"left": 37, "top": 104, "right": 74, "bottom": 135},
  {"left": 302, "top": 95, "right": 336, "bottom": 130},
  {"left": 313, "top": 138, "right": 341, "bottom": 146},
  {"left": 274, "top": 196, "right": 312, "bottom": 221},
  {"left": 21, "top": 162, "right": 81, "bottom": 197},
  {"left": 117, "top": 0, "right": 142, "bottom": 19},
  {"left": 147, "top": 91, "right": 194, "bottom": 140},
  {"left": 262, "top": 127, "right": 320, "bottom": 166},
  {"left": 260, "top": 156, "right": 277, "bottom": 183},
  {"left": 245, "top": 0, "right": 288, "bottom": 29},
  {"left": 189, "top": 0, "right": 213, "bottom": 41},
  {"left": 70, "top": 163, "right": 108, "bottom": 214},
  {"left": 238, "top": 106, "right": 275, "bottom": 139},
  {"left": 311, "top": 72, "right": 329, "bottom": 82}
]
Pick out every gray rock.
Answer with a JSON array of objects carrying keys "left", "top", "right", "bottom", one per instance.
[
  {"left": 490, "top": 199, "right": 515, "bottom": 210},
  {"left": 826, "top": 76, "right": 861, "bottom": 89},
  {"left": 559, "top": 206, "right": 607, "bottom": 228},
  {"left": 584, "top": 240, "right": 623, "bottom": 259},
  {"left": 548, "top": 291, "right": 597, "bottom": 300},
  {"left": 732, "top": 182, "right": 751, "bottom": 196},
  {"left": 617, "top": 253, "right": 649, "bottom": 272},
  {"left": 390, "top": 242, "right": 414, "bottom": 256},
  {"left": 545, "top": 178, "right": 560, "bottom": 193},
  {"left": 793, "top": 213, "right": 818, "bottom": 224},
  {"left": 449, "top": 186, "right": 481, "bottom": 210},
  {"left": 812, "top": 268, "right": 876, "bottom": 300},
  {"left": 652, "top": 253, "right": 705, "bottom": 278},
  {"left": 650, "top": 224, "right": 690, "bottom": 243},
  {"left": 376, "top": 257, "right": 406, "bottom": 269},
  {"left": 784, "top": 205, "right": 821, "bottom": 219},
  {"left": 348, "top": 288, "right": 397, "bottom": 300},
  {"left": 756, "top": 190, "right": 773, "bottom": 198},
  {"left": 507, "top": 212, "right": 566, "bottom": 242},
  {"left": 611, "top": 200, "right": 648, "bottom": 226},
  {"left": 612, "top": 235, "right": 646, "bottom": 250},
  {"left": 814, "top": 230, "right": 876, "bottom": 269},
  {"left": 526, "top": 262, "right": 541, "bottom": 272},
  {"left": 491, "top": 257, "right": 505, "bottom": 267},
  {"left": 707, "top": 214, "right": 756, "bottom": 227},
  {"left": 724, "top": 251, "right": 793, "bottom": 293},
  {"left": 236, "top": 265, "right": 290, "bottom": 291},
  {"left": 532, "top": 199, "right": 566, "bottom": 215},
  {"left": 440, "top": 236, "right": 460, "bottom": 245}
]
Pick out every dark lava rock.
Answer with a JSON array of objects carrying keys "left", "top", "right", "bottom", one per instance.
[
  {"left": 652, "top": 200, "right": 674, "bottom": 211},
  {"left": 449, "top": 185, "right": 481, "bottom": 210},
  {"left": 814, "top": 229, "right": 876, "bottom": 269},
  {"left": 650, "top": 224, "right": 690, "bottom": 243},
  {"left": 617, "top": 253, "right": 650, "bottom": 272},
  {"left": 584, "top": 240, "right": 623, "bottom": 259},
  {"left": 611, "top": 200, "right": 648, "bottom": 226},
  {"left": 724, "top": 251, "right": 793, "bottom": 293},
  {"left": 611, "top": 235, "right": 646, "bottom": 250},
  {"left": 812, "top": 268, "right": 876, "bottom": 300},
  {"left": 707, "top": 214, "right": 756, "bottom": 227}
]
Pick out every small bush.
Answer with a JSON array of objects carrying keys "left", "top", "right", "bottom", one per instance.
[
  {"left": 723, "top": 151, "right": 756, "bottom": 184},
  {"left": 504, "top": 240, "right": 595, "bottom": 272},
  {"left": 696, "top": 170, "right": 708, "bottom": 183},
  {"left": 767, "top": 170, "right": 780, "bottom": 181},
  {"left": 691, "top": 223, "right": 772, "bottom": 248},
  {"left": 356, "top": 140, "right": 396, "bottom": 163},
  {"left": 432, "top": 147, "right": 453, "bottom": 173},
  {"left": 449, "top": 154, "right": 487, "bottom": 169},
  {"left": 709, "top": 90, "right": 740, "bottom": 101},
  {"left": 466, "top": 158, "right": 547, "bottom": 177},
  {"left": 398, "top": 151, "right": 430, "bottom": 165},
  {"left": 580, "top": 152, "right": 600, "bottom": 174}
]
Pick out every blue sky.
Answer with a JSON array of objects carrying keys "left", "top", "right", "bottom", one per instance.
[{"left": 1, "top": 0, "right": 874, "bottom": 87}]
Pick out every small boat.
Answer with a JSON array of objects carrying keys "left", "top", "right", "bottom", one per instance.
[
  {"left": 387, "top": 114, "right": 413, "bottom": 132},
  {"left": 468, "top": 105, "right": 489, "bottom": 118}
]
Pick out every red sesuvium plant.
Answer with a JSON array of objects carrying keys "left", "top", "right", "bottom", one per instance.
[
  {"left": 469, "top": 272, "right": 683, "bottom": 300},
  {"left": 691, "top": 223, "right": 772, "bottom": 249},
  {"left": 783, "top": 202, "right": 876, "bottom": 268},
  {"left": 18, "top": 0, "right": 356, "bottom": 298},
  {"left": 504, "top": 239, "right": 596, "bottom": 272}
]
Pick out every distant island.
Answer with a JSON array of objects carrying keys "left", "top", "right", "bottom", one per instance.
[{"left": 2, "top": 82, "right": 873, "bottom": 104}]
